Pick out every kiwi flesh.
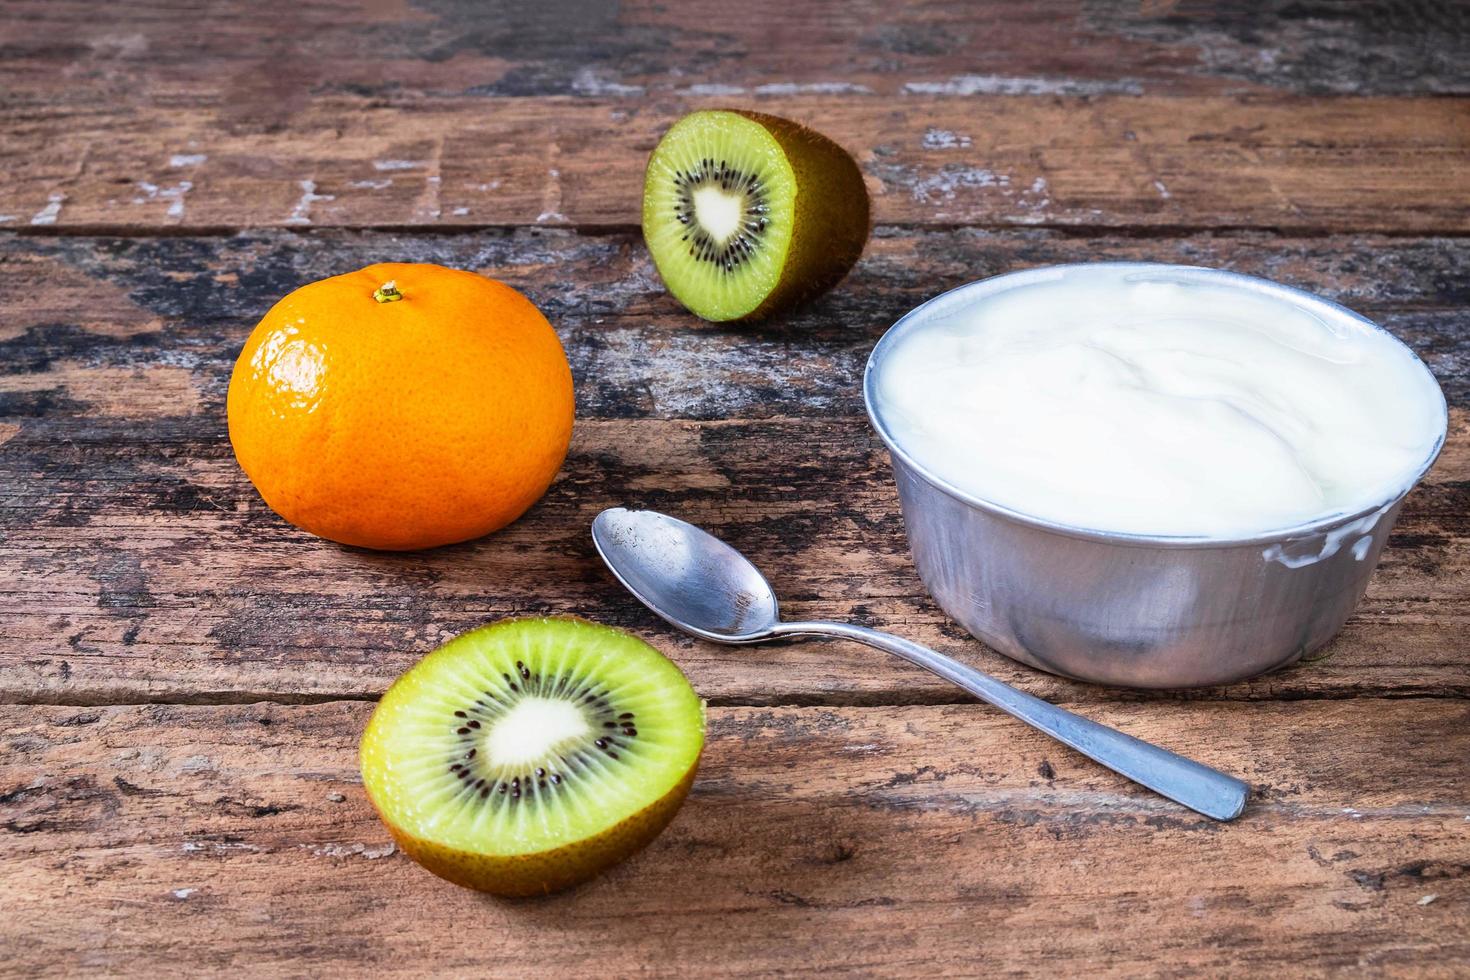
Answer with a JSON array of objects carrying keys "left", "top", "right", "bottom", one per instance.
[
  {"left": 642, "top": 109, "right": 870, "bottom": 322},
  {"left": 360, "top": 617, "right": 705, "bottom": 896}
]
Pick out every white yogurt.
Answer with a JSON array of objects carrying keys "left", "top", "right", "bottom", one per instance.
[{"left": 871, "top": 266, "right": 1446, "bottom": 538}]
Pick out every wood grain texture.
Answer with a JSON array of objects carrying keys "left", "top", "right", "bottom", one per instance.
[
  {"left": 0, "top": 409, "right": 1466, "bottom": 708},
  {"left": 3, "top": 0, "right": 1465, "bottom": 103},
  {"left": 3, "top": 95, "right": 1468, "bottom": 233},
  {"left": 3, "top": 700, "right": 1467, "bottom": 976},
  {"left": 1, "top": 231, "right": 1466, "bottom": 706},
  {"left": 2, "top": 229, "right": 1467, "bottom": 419}
]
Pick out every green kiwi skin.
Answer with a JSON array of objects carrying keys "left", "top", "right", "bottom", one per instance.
[
  {"left": 729, "top": 110, "right": 870, "bottom": 322},
  {"left": 374, "top": 762, "right": 699, "bottom": 897}
]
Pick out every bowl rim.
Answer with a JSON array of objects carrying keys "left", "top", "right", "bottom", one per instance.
[{"left": 862, "top": 262, "right": 1450, "bottom": 549}]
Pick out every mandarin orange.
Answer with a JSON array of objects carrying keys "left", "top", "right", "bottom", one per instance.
[{"left": 227, "top": 263, "right": 574, "bottom": 551}]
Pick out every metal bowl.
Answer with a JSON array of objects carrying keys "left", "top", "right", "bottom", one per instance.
[{"left": 863, "top": 264, "right": 1449, "bottom": 688}]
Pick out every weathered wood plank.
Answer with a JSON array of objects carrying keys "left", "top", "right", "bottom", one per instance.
[
  {"left": 3, "top": 95, "right": 1467, "bottom": 232},
  {"left": 3, "top": 700, "right": 1467, "bottom": 976},
  {"left": 0, "top": 230, "right": 1466, "bottom": 706},
  {"left": 2, "top": 229, "right": 1468, "bottom": 418},
  {"left": 2, "top": 0, "right": 1465, "bottom": 105},
  {"left": 0, "top": 410, "right": 1464, "bottom": 706}
]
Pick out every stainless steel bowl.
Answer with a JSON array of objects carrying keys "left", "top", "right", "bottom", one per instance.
[{"left": 863, "top": 264, "right": 1449, "bottom": 688}]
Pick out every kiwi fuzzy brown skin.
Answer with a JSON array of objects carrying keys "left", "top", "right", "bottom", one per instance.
[
  {"left": 729, "top": 110, "right": 871, "bottom": 321},
  {"left": 369, "top": 764, "right": 699, "bottom": 897}
]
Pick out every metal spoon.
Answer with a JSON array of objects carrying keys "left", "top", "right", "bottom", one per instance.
[{"left": 592, "top": 507, "right": 1249, "bottom": 821}]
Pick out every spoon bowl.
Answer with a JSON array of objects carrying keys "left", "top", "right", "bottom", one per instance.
[
  {"left": 593, "top": 506, "right": 1249, "bottom": 822},
  {"left": 593, "top": 507, "right": 779, "bottom": 641}
]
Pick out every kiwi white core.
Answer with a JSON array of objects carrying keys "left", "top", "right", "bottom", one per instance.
[
  {"left": 693, "top": 185, "right": 744, "bottom": 244},
  {"left": 485, "top": 697, "right": 590, "bottom": 768}
]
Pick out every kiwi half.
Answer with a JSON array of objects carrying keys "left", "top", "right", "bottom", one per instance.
[
  {"left": 642, "top": 109, "right": 870, "bottom": 321},
  {"left": 360, "top": 617, "right": 705, "bottom": 896}
]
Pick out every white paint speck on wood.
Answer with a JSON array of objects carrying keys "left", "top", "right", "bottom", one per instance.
[{"left": 30, "top": 192, "right": 64, "bottom": 225}]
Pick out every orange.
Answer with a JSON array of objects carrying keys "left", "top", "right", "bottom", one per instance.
[{"left": 227, "top": 263, "right": 574, "bottom": 551}]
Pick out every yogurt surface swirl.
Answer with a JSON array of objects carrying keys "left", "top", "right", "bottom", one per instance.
[{"left": 871, "top": 266, "right": 1446, "bottom": 538}]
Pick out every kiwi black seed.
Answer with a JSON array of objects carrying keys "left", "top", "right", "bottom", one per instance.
[
  {"left": 360, "top": 617, "right": 705, "bottom": 897},
  {"left": 642, "top": 109, "right": 871, "bottom": 322}
]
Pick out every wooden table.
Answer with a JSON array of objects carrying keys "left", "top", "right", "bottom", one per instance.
[{"left": 2, "top": 2, "right": 1467, "bottom": 975}]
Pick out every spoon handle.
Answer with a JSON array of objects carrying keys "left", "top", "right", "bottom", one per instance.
[{"left": 774, "top": 621, "right": 1249, "bottom": 821}]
